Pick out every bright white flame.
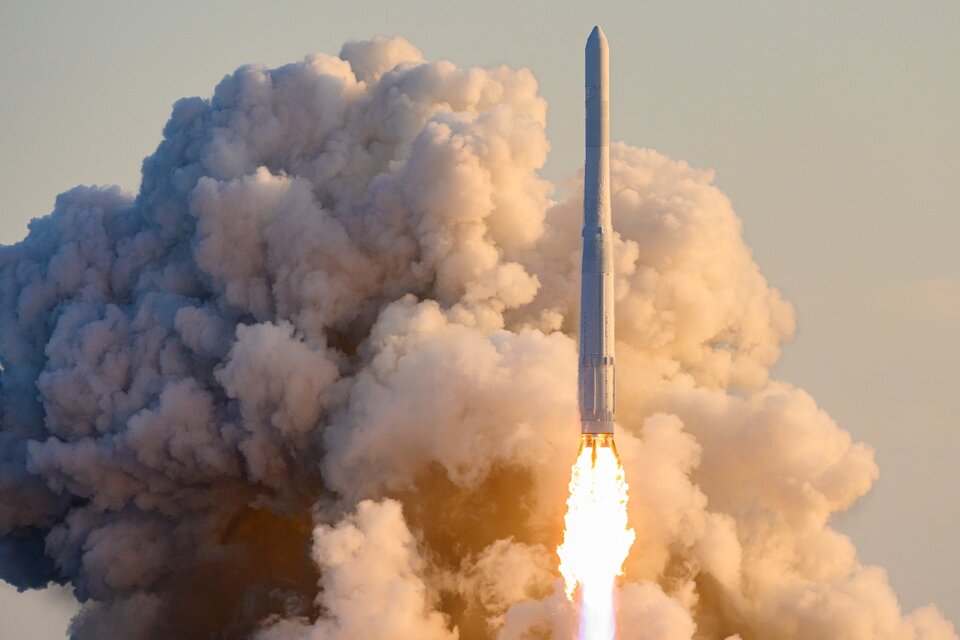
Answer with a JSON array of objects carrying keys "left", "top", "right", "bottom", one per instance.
[{"left": 557, "top": 434, "right": 635, "bottom": 640}]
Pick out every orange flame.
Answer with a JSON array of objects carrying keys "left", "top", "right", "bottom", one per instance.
[{"left": 557, "top": 434, "right": 635, "bottom": 640}]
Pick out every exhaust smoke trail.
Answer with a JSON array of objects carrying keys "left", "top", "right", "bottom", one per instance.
[{"left": 558, "top": 435, "right": 634, "bottom": 640}]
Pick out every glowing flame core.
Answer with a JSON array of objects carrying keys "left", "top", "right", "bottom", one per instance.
[{"left": 557, "top": 434, "right": 635, "bottom": 640}]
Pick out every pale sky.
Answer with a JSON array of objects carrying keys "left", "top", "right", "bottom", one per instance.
[{"left": 0, "top": 1, "right": 957, "bottom": 636}]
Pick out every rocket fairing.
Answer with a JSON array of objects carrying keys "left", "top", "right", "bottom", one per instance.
[{"left": 579, "top": 26, "right": 615, "bottom": 436}]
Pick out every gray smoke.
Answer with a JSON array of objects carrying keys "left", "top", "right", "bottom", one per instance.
[{"left": 0, "top": 36, "right": 954, "bottom": 640}]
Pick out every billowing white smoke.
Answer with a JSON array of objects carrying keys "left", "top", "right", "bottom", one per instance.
[{"left": 0, "top": 36, "right": 954, "bottom": 640}]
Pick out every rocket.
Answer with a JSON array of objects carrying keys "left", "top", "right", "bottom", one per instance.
[{"left": 579, "top": 26, "right": 615, "bottom": 436}]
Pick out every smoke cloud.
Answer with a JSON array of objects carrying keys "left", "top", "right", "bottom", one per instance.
[{"left": 0, "top": 36, "right": 954, "bottom": 640}]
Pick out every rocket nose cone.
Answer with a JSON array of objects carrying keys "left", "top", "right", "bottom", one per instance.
[
  {"left": 586, "top": 25, "right": 608, "bottom": 50},
  {"left": 585, "top": 25, "right": 609, "bottom": 85}
]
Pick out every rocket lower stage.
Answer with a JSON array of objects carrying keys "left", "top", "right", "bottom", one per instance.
[{"left": 578, "top": 26, "right": 615, "bottom": 436}]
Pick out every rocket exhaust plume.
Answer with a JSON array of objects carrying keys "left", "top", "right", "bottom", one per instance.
[
  {"left": 558, "top": 434, "right": 635, "bottom": 640},
  {"left": 557, "top": 27, "right": 635, "bottom": 640}
]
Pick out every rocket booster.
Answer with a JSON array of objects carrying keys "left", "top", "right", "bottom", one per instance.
[{"left": 579, "top": 26, "right": 615, "bottom": 435}]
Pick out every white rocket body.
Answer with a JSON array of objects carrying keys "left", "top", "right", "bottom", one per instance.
[{"left": 579, "top": 26, "right": 615, "bottom": 435}]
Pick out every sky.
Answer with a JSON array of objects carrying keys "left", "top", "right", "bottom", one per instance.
[{"left": 0, "top": 0, "right": 957, "bottom": 636}]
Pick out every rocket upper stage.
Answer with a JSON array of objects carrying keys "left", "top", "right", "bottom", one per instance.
[
  {"left": 579, "top": 26, "right": 616, "bottom": 435},
  {"left": 585, "top": 26, "right": 610, "bottom": 153}
]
